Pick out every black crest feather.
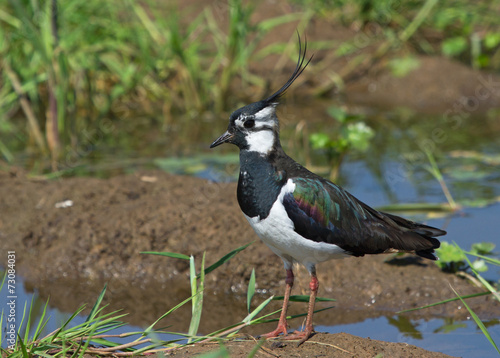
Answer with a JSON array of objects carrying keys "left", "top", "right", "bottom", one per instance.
[{"left": 264, "top": 33, "right": 313, "bottom": 104}]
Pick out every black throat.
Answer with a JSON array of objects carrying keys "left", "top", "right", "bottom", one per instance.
[{"left": 237, "top": 150, "right": 287, "bottom": 220}]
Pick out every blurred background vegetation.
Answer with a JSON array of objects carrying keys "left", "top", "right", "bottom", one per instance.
[
  {"left": 0, "top": 0, "right": 499, "bottom": 176},
  {"left": 1, "top": 2, "right": 500, "bottom": 353}
]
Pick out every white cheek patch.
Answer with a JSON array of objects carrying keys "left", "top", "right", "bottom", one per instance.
[
  {"left": 246, "top": 130, "right": 274, "bottom": 154},
  {"left": 235, "top": 118, "right": 245, "bottom": 127},
  {"left": 254, "top": 106, "right": 276, "bottom": 120}
]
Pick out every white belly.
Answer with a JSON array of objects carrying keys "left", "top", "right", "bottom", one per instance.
[{"left": 244, "top": 179, "right": 348, "bottom": 273}]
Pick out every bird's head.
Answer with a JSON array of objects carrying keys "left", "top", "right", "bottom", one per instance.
[{"left": 210, "top": 35, "right": 312, "bottom": 155}]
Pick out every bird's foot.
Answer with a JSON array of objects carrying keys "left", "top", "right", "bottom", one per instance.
[
  {"left": 283, "top": 327, "right": 315, "bottom": 346},
  {"left": 259, "top": 325, "right": 315, "bottom": 346},
  {"left": 258, "top": 323, "right": 288, "bottom": 339}
]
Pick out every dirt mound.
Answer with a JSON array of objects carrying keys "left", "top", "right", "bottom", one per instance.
[
  {"left": 1, "top": 168, "right": 497, "bottom": 356},
  {"left": 165, "top": 333, "right": 454, "bottom": 358}
]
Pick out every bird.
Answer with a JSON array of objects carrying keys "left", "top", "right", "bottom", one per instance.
[{"left": 210, "top": 36, "right": 446, "bottom": 345}]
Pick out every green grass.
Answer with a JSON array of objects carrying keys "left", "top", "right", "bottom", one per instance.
[
  {"left": 0, "top": 0, "right": 305, "bottom": 169},
  {"left": 398, "top": 242, "right": 500, "bottom": 354},
  {"left": 1, "top": 242, "right": 335, "bottom": 356},
  {"left": 293, "top": 0, "right": 500, "bottom": 71},
  {"left": 2, "top": 0, "right": 499, "bottom": 174}
]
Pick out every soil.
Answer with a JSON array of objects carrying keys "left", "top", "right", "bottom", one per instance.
[
  {"left": 1, "top": 168, "right": 499, "bottom": 357},
  {"left": 165, "top": 333, "right": 453, "bottom": 358},
  {"left": 229, "top": 0, "right": 500, "bottom": 114},
  {"left": 2, "top": 1, "right": 500, "bottom": 356}
]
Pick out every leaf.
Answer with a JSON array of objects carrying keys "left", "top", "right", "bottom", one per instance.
[
  {"left": 247, "top": 269, "right": 256, "bottom": 313},
  {"left": 17, "top": 333, "right": 29, "bottom": 357},
  {"left": 450, "top": 285, "right": 500, "bottom": 354},
  {"left": 484, "top": 32, "right": 500, "bottom": 49},
  {"left": 463, "top": 251, "right": 500, "bottom": 266},
  {"left": 345, "top": 122, "right": 374, "bottom": 152},
  {"left": 141, "top": 251, "right": 190, "bottom": 260},
  {"left": 471, "top": 259, "right": 488, "bottom": 273},
  {"left": 200, "top": 242, "right": 253, "bottom": 277},
  {"left": 442, "top": 37, "right": 468, "bottom": 57},
  {"left": 188, "top": 254, "right": 204, "bottom": 343},
  {"left": 309, "top": 132, "right": 331, "bottom": 150},
  {"left": 246, "top": 339, "right": 265, "bottom": 358},
  {"left": 388, "top": 56, "right": 420, "bottom": 77},
  {"left": 196, "top": 345, "right": 231, "bottom": 358},
  {"left": 272, "top": 295, "right": 336, "bottom": 302},
  {"left": 459, "top": 245, "right": 500, "bottom": 302},
  {"left": 144, "top": 294, "right": 197, "bottom": 333},
  {"left": 397, "top": 291, "right": 491, "bottom": 313},
  {"left": 335, "top": 42, "right": 358, "bottom": 57},
  {"left": 470, "top": 242, "right": 496, "bottom": 255},
  {"left": 447, "top": 168, "right": 490, "bottom": 181},
  {"left": 243, "top": 296, "right": 274, "bottom": 324},
  {"left": 326, "top": 106, "right": 347, "bottom": 123},
  {"left": 85, "top": 285, "right": 107, "bottom": 323},
  {"left": 435, "top": 242, "right": 465, "bottom": 264}
]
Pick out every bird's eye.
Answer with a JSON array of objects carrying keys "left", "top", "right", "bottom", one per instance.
[{"left": 244, "top": 119, "right": 255, "bottom": 128}]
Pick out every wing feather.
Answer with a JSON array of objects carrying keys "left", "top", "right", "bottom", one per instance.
[{"left": 283, "top": 177, "right": 444, "bottom": 259}]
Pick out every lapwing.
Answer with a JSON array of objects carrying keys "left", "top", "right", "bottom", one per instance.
[{"left": 210, "top": 36, "right": 445, "bottom": 345}]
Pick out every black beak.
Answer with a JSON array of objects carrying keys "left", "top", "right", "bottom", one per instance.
[{"left": 210, "top": 130, "right": 234, "bottom": 148}]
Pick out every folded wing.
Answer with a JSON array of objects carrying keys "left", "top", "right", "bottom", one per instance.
[{"left": 283, "top": 177, "right": 445, "bottom": 260}]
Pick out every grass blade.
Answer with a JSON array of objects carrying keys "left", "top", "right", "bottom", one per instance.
[
  {"left": 141, "top": 251, "right": 190, "bottom": 260},
  {"left": 17, "top": 333, "right": 29, "bottom": 357},
  {"left": 397, "top": 291, "right": 491, "bottom": 313},
  {"left": 48, "top": 306, "right": 86, "bottom": 342},
  {"left": 254, "top": 306, "right": 335, "bottom": 326},
  {"left": 188, "top": 253, "right": 205, "bottom": 343},
  {"left": 200, "top": 242, "right": 254, "bottom": 277},
  {"left": 272, "top": 295, "right": 336, "bottom": 302},
  {"left": 459, "top": 245, "right": 500, "bottom": 302},
  {"left": 247, "top": 268, "right": 256, "bottom": 313},
  {"left": 246, "top": 339, "right": 265, "bottom": 358},
  {"left": 144, "top": 293, "right": 199, "bottom": 333},
  {"left": 85, "top": 284, "right": 107, "bottom": 323},
  {"left": 450, "top": 285, "right": 500, "bottom": 354},
  {"left": 463, "top": 251, "right": 500, "bottom": 266},
  {"left": 243, "top": 296, "right": 274, "bottom": 324},
  {"left": 32, "top": 299, "right": 50, "bottom": 341},
  {"left": 424, "top": 148, "right": 458, "bottom": 210}
]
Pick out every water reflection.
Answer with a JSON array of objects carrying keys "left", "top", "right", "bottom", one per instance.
[
  {"left": 2, "top": 102, "right": 500, "bottom": 356},
  {"left": 1, "top": 273, "right": 499, "bottom": 357}
]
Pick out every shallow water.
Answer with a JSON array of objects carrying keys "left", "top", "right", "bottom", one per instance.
[
  {"left": 1, "top": 271, "right": 499, "bottom": 356},
  {"left": 320, "top": 317, "right": 500, "bottom": 357},
  {"left": 2, "top": 102, "right": 500, "bottom": 355}
]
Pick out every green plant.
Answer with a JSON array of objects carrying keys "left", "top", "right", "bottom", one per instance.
[
  {"left": 0, "top": 0, "right": 305, "bottom": 170},
  {"left": 309, "top": 106, "right": 374, "bottom": 181},
  {"left": 388, "top": 56, "right": 421, "bottom": 77},
  {"left": 424, "top": 149, "right": 459, "bottom": 211},
  {"left": 2, "top": 241, "right": 337, "bottom": 356},
  {"left": 400, "top": 242, "right": 500, "bottom": 354},
  {"left": 293, "top": 0, "right": 500, "bottom": 90},
  {"left": 435, "top": 241, "right": 496, "bottom": 273}
]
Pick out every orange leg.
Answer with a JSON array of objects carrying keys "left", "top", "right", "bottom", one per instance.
[
  {"left": 283, "top": 271, "right": 318, "bottom": 346},
  {"left": 260, "top": 269, "right": 294, "bottom": 338}
]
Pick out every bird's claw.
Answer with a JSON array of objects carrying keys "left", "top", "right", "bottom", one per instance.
[
  {"left": 283, "top": 329, "right": 315, "bottom": 346},
  {"left": 258, "top": 327, "right": 315, "bottom": 346},
  {"left": 258, "top": 323, "right": 288, "bottom": 339}
]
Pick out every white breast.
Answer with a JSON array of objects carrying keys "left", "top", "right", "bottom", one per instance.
[{"left": 244, "top": 179, "right": 349, "bottom": 273}]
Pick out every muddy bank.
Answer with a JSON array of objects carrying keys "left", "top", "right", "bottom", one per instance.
[
  {"left": 174, "top": 1, "right": 500, "bottom": 116},
  {"left": 165, "top": 333, "right": 454, "bottom": 358},
  {"left": 1, "top": 169, "right": 498, "bottom": 331},
  {"left": 227, "top": 0, "right": 500, "bottom": 114}
]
